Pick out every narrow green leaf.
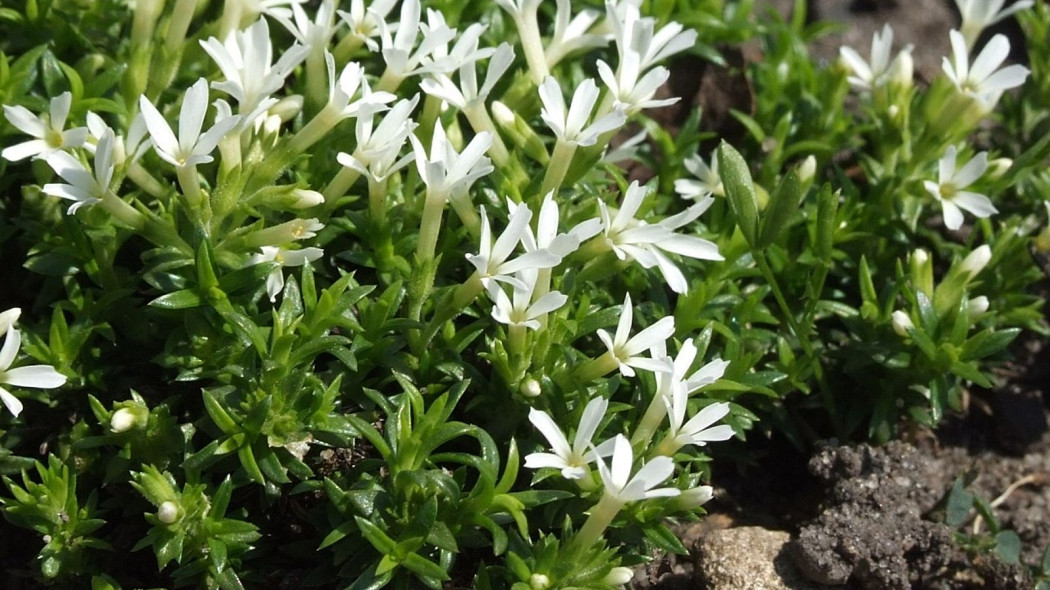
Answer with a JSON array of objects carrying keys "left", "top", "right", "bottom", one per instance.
[
  {"left": 717, "top": 141, "right": 759, "bottom": 246},
  {"left": 757, "top": 170, "right": 801, "bottom": 248},
  {"left": 355, "top": 516, "right": 397, "bottom": 554},
  {"left": 148, "top": 289, "right": 204, "bottom": 309},
  {"left": 202, "top": 390, "right": 240, "bottom": 435}
]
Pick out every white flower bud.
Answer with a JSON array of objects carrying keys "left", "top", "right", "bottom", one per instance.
[
  {"left": 986, "top": 157, "right": 1012, "bottom": 181},
  {"left": 491, "top": 100, "right": 514, "bottom": 127},
  {"left": 529, "top": 573, "right": 550, "bottom": 590},
  {"left": 890, "top": 50, "right": 914, "bottom": 87},
  {"left": 798, "top": 155, "right": 816, "bottom": 185},
  {"left": 913, "top": 249, "right": 929, "bottom": 265},
  {"left": 961, "top": 245, "right": 992, "bottom": 279},
  {"left": 676, "top": 485, "right": 714, "bottom": 510},
  {"left": 110, "top": 408, "right": 138, "bottom": 433},
  {"left": 270, "top": 95, "right": 304, "bottom": 122},
  {"left": 520, "top": 378, "right": 542, "bottom": 398},
  {"left": 603, "top": 567, "right": 634, "bottom": 586},
  {"left": 157, "top": 501, "right": 179, "bottom": 524},
  {"left": 891, "top": 310, "right": 914, "bottom": 336},
  {"left": 0, "top": 307, "right": 21, "bottom": 336},
  {"left": 967, "top": 296, "right": 989, "bottom": 316},
  {"left": 290, "top": 189, "right": 324, "bottom": 209}
]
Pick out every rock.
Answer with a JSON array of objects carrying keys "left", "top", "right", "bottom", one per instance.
[{"left": 695, "top": 526, "right": 832, "bottom": 590}]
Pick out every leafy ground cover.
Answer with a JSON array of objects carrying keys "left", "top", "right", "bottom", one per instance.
[{"left": 0, "top": 0, "right": 1048, "bottom": 588}]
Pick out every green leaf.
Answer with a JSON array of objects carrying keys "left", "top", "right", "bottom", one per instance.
[
  {"left": 946, "top": 477, "right": 973, "bottom": 528},
  {"left": 814, "top": 184, "right": 837, "bottom": 261},
  {"left": 402, "top": 552, "right": 450, "bottom": 581},
  {"left": 148, "top": 289, "right": 204, "bottom": 309},
  {"left": 757, "top": 170, "right": 801, "bottom": 248},
  {"left": 717, "top": 141, "right": 759, "bottom": 246},
  {"left": 643, "top": 524, "right": 688, "bottom": 554},
  {"left": 995, "top": 530, "right": 1021, "bottom": 564},
  {"left": 237, "top": 444, "right": 266, "bottom": 485},
  {"left": 961, "top": 328, "right": 1020, "bottom": 361},
  {"left": 202, "top": 390, "right": 240, "bottom": 435},
  {"left": 355, "top": 516, "right": 397, "bottom": 554}
]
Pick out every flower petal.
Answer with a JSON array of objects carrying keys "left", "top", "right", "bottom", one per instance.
[{"left": 2, "top": 365, "right": 67, "bottom": 389}]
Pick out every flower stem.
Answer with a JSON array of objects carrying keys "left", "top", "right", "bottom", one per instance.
[
  {"left": 538, "top": 140, "right": 576, "bottom": 199},
  {"left": 416, "top": 188, "right": 447, "bottom": 264},
  {"left": 567, "top": 493, "right": 623, "bottom": 557},
  {"left": 464, "top": 103, "right": 510, "bottom": 167},
  {"left": 164, "top": 0, "right": 197, "bottom": 55},
  {"left": 126, "top": 163, "right": 167, "bottom": 199},
  {"left": 368, "top": 175, "right": 388, "bottom": 226},
  {"left": 322, "top": 166, "right": 361, "bottom": 208}
]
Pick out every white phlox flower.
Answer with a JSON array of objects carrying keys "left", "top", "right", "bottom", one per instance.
[
  {"left": 606, "top": 3, "right": 696, "bottom": 74},
  {"left": 466, "top": 204, "right": 562, "bottom": 289},
  {"left": 2, "top": 91, "right": 88, "bottom": 161},
  {"left": 545, "top": 0, "right": 606, "bottom": 70},
  {"left": 337, "top": 0, "right": 397, "bottom": 51},
  {"left": 597, "top": 292, "right": 675, "bottom": 377},
  {"left": 324, "top": 53, "right": 397, "bottom": 118},
  {"left": 272, "top": 0, "right": 343, "bottom": 52},
  {"left": 200, "top": 18, "right": 310, "bottom": 120},
  {"left": 538, "top": 77, "right": 626, "bottom": 147},
  {"left": 955, "top": 0, "right": 1034, "bottom": 49},
  {"left": 336, "top": 95, "right": 418, "bottom": 182},
  {"left": 410, "top": 123, "right": 493, "bottom": 200},
  {"left": 651, "top": 339, "right": 730, "bottom": 404},
  {"left": 674, "top": 149, "right": 723, "bottom": 201},
  {"left": 420, "top": 43, "right": 515, "bottom": 111},
  {"left": 838, "top": 24, "right": 913, "bottom": 91},
  {"left": 599, "top": 181, "right": 723, "bottom": 294},
  {"left": 596, "top": 434, "right": 680, "bottom": 504},
  {"left": 487, "top": 268, "right": 568, "bottom": 330},
  {"left": 923, "top": 145, "right": 997, "bottom": 231},
  {"left": 420, "top": 13, "right": 493, "bottom": 78},
  {"left": 523, "top": 396, "right": 608, "bottom": 479},
  {"left": 248, "top": 246, "right": 324, "bottom": 302},
  {"left": 376, "top": 0, "right": 457, "bottom": 83},
  {"left": 42, "top": 128, "right": 117, "bottom": 214},
  {"left": 139, "top": 78, "right": 242, "bottom": 168},
  {"left": 602, "top": 129, "right": 648, "bottom": 165},
  {"left": 943, "top": 29, "right": 1030, "bottom": 106},
  {"left": 510, "top": 192, "right": 602, "bottom": 259},
  {"left": 0, "top": 328, "right": 67, "bottom": 418},
  {"left": 596, "top": 52, "right": 676, "bottom": 113},
  {"left": 661, "top": 393, "right": 734, "bottom": 454},
  {"left": 86, "top": 112, "right": 151, "bottom": 165}
]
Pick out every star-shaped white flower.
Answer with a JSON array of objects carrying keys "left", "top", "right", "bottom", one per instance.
[
  {"left": 272, "top": 0, "right": 343, "bottom": 52},
  {"left": 466, "top": 204, "right": 562, "bottom": 289},
  {"left": 2, "top": 91, "right": 88, "bottom": 161},
  {"left": 337, "top": 0, "right": 397, "bottom": 52},
  {"left": 596, "top": 434, "right": 679, "bottom": 504},
  {"left": 336, "top": 96, "right": 418, "bottom": 183},
  {"left": 200, "top": 18, "right": 309, "bottom": 119},
  {"left": 838, "top": 24, "right": 913, "bottom": 91},
  {"left": 524, "top": 396, "right": 608, "bottom": 479},
  {"left": 661, "top": 394, "right": 734, "bottom": 454},
  {"left": 487, "top": 268, "right": 568, "bottom": 330},
  {"left": 376, "top": 0, "right": 457, "bottom": 83},
  {"left": 323, "top": 53, "right": 397, "bottom": 119},
  {"left": 943, "top": 29, "right": 1029, "bottom": 105},
  {"left": 139, "top": 78, "right": 242, "bottom": 168},
  {"left": 42, "top": 129, "right": 116, "bottom": 214},
  {"left": 597, "top": 293, "right": 675, "bottom": 377},
  {"left": 248, "top": 246, "right": 323, "bottom": 302},
  {"left": 410, "top": 124, "right": 493, "bottom": 200},
  {"left": 420, "top": 43, "right": 515, "bottom": 110},
  {"left": 538, "top": 77, "right": 625, "bottom": 147},
  {"left": 955, "top": 0, "right": 1034, "bottom": 48},
  {"left": 923, "top": 145, "right": 997, "bottom": 231},
  {"left": 674, "top": 150, "right": 723, "bottom": 201},
  {"left": 544, "top": 0, "right": 606, "bottom": 69},
  {"left": 0, "top": 328, "right": 67, "bottom": 418}
]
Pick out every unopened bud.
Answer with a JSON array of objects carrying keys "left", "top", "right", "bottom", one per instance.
[
  {"left": 675, "top": 485, "right": 714, "bottom": 510},
  {"left": 797, "top": 155, "right": 817, "bottom": 185},
  {"left": 290, "top": 189, "right": 324, "bottom": 209},
  {"left": 520, "top": 378, "right": 542, "bottom": 398},
  {"left": 270, "top": 95, "right": 304, "bottom": 122},
  {"left": 110, "top": 408, "right": 138, "bottom": 433},
  {"left": 0, "top": 307, "right": 20, "bottom": 335},
  {"left": 241, "top": 218, "right": 324, "bottom": 248},
  {"left": 986, "top": 157, "right": 1012, "bottom": 181},
  {"left": 890, "top": 50, "right": 914, "bottom": 87},
  {"left": 960, "top": 245, "right": 992, "bottom": 279},
  {"left": 492, "top": 100, "right": 549, "bottom": 164},
  {"left": 967, "top": 295, "right": 989, "bottom": 316},
  {"left": 891, "top": 310, "right": 914, "bottom": 336},
  {"left": 157, "top": 501, "right": 179, "bottom": 524},
  {"left": 604, "top": 567, "right": 634, "bottom": 586},
  {"left": 529, "top": 573, "right": 550, "bottom": 590}
]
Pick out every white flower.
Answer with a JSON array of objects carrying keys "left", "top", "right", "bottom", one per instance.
[
  {"left": 596, "top": 434, "right": 679, "bottom": 504},
  {"left": 662, "top": 395, "right": 734, "bottom": 453},
  {"left": 410, "top": 124, "right": 493, "bottom": 200},
  {"left": 942, "top": 29, "right": 1029, "bottom": 105},
  {"left": 248, "top": 246, "right": 323, "bottom": 302},
  {"left": 597, "top": 293, "right": 675, "bottom": 377},
  {"left": 524, "top": 396, "right": 608, "bottom": 479},
  {"left": 337, "top": 0, "right": 397, "bottom": 51},
  {"left": 599, "top": 181, "right": 723, "bottom": 294},
  {"left": 139, "top": 78, "right": 242, "bottom": 168},
  {"left": 545, "top": 0, "right": 606, "bottom": 69},
  {"left": 955, "top": 0, "right": 1034, "bottom": 48},
  {"left": 510, "top": 192, "right": 602, "bottom": 258},
  {"left": 200, "top": 19, "right": 309, "bottom": 119},
  {"left": 538, "top": 77, "right": 625, "bottom": 147},
  {"left": 0, "top": 328, "right": 67, "bottom": 418},
  {"left": 324, "top": 54, "right": 397, "bottom": 118},
  {"left": 596, "top": 55, "right": 675, "bottom": 113},
  {"left": 420, "top": 43, "right": 515, "bottom": 110},
  {"left": 2, "top": 91, "right": 88, "bottom": 161},
  {"left": 923, "top": 145, "right": 997, "bottom": 231},
  {"left": 607, "top": 4, "right": 696, "bottom": 74},
  {"left": 466, "top": 204, "right": 562, "bottom": 288},
  {"left": 272, "top": 0, "right": 342, "bottom": 52},
  {"left": 376, "top": 0, "right": 457, "bottom": 83},
  {"left": 336, "top": 96, "right": 418, "bottom": 183},
  {"left": 838, "top": 24, "right": 913, "bottom": 91},
  {"left": 674, "top": 150, "right": 723, "bottom": 201},
  {"left": 86, "top": 111, "right": 151, "bottom": 165},
  {"left": 487, "top": 268, "right": 568, "bottom": 330},
  {"left": 42, "top": 129, "right": 116, "bottom": 214},
  {"left": 652, "top": 340, "right": 730, "bottom": 404}
]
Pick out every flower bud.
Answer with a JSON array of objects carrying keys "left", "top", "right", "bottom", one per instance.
[
  {"left": 520, "top": 378, "right": 542, "bottom": 398},
  {"left": 110, "top": 408, "right": 138, "bottom": 433},
  {"left": 270, "top": 95, "right": 304, "bottom": 122},
  {"left": 674, "top": 485, "right": 714, "bottom": 511},
  {"left": 985, "top": 157, "right": 1012, "bottom": 181},
  {"left": 240, "top": 218, "right": 324, "bottom": 248},
  {"left": 889, "top": 50, "right": 914, "bottom": 88},
  {"left": 967, "top": 295, "right": 989, "bottom": 316},
  {"left": 529, "top": 573, "right": 550, "bottom": 590},
  {"left": 492, "top": 100, "right": 550, "bottom": 164},
  {"left": 797, "top": 155, "right": 817, "bottom": 186},
  {"left": 290, "top": 189, "right": 324, "bottom": 209},
  {"left": 960, "top": 245, "right": 992, "bottom": 279},
  {"left": 603, "top": 567, "right": 634, "bottom": 587},
  {"left": 157, "top": 501, "right": 180, "bottom": 524},
  {"left": 891, "top": 310, "right": 914, "bottom": 336}
]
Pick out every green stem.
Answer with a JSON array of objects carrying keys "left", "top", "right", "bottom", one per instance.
[
  {"left": 368, "top": 175, "right": 387, "bottom": 227},
  {"left": 176, "top": 165, "right": 204, "bottom": 211},
  {"left": 305, "top": 48, "right": 327, "bottom": 115},
  {"left": 464, "top": 103, "right": 510, "bottom": 167},
  {"left": 163, "top": 0, "right": 197, "bottom": 55},
  {"left": 322, "top": 166, "right": 362, "bottom": 207},
  {"left": 538, "top": 140, "right": 576, "bottom": 199},
  {"left": 567, "top": 493, "right": 623, "bottom": 557},
  {"left": 126, "top": 163, "right": 167, "bottom": 199},
  {"left": 416, "top": 188, "right": 447, "bottom": 263},
  {"left": 334, "top": 33, "right": 364, "bottom": 62},
  {"left": 631, "top": 395, "right": 668, "bottom": 447}
]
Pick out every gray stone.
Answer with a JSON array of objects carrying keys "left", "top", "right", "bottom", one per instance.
[{"left": 695, "top": 526, "right": 833, "bottom": 590}]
